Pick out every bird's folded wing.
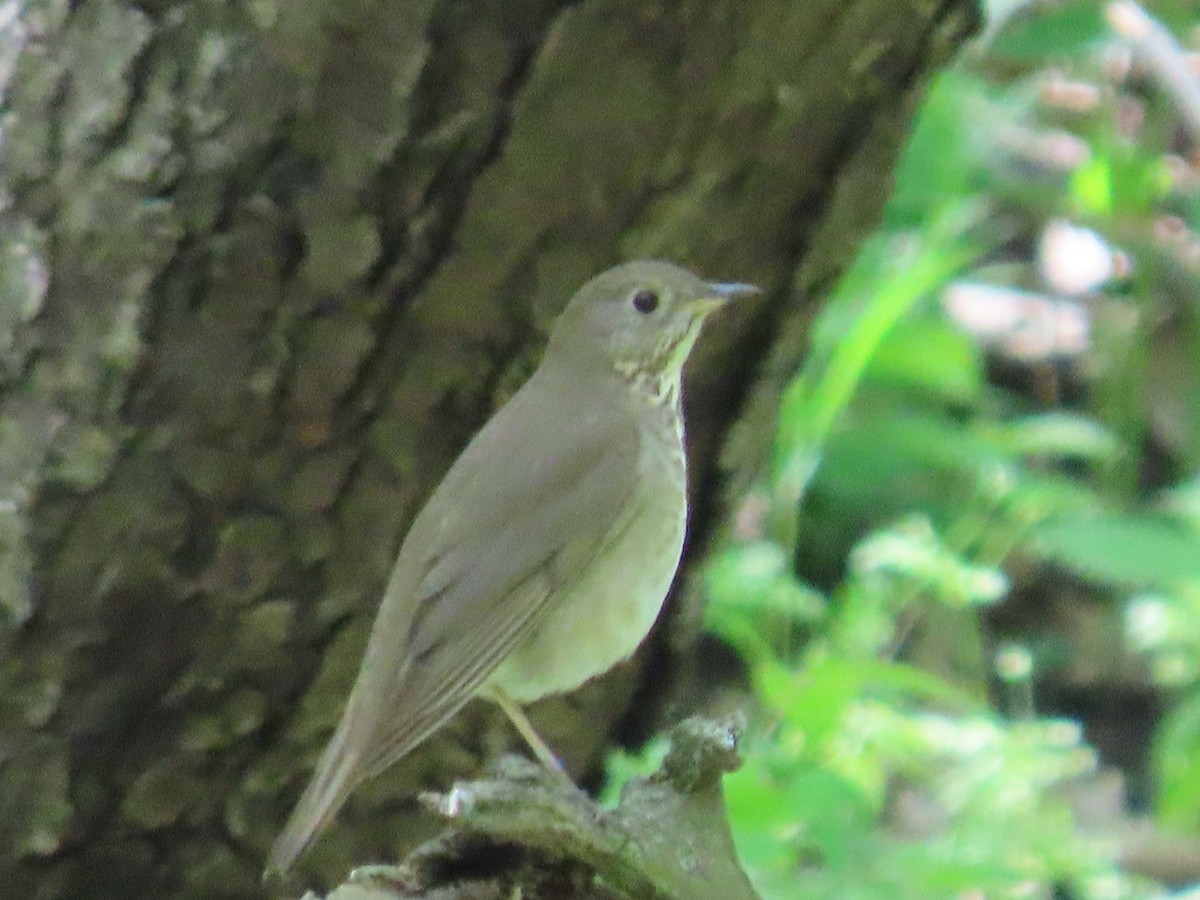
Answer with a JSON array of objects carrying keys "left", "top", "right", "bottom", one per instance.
[
  {"left": 356, "top": 384, "right": 643, "bottom": 773},
  {"left": 267, "top": 377, "right": 642, "bottom": 875}
]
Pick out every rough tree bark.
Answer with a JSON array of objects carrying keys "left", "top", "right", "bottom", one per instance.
[{"left": 0, "top": 1, "right": 978, "bottom": 898}]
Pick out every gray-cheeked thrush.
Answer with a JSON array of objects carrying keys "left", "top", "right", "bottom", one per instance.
[{"left": 267, "top": 260, "right": 758, "bottom": 875}]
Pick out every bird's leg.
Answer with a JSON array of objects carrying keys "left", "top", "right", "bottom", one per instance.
[{"left": 485, "top": 686, "right": 564, "bottom": 773}]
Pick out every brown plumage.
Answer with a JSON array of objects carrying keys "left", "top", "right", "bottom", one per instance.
[{"left": 267, "top": 261, "right": 757, "bottom": 875}]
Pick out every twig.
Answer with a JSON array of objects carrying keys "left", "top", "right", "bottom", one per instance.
[{"left": 1107, "top": 0, "right": 1200, "bottom": 145}]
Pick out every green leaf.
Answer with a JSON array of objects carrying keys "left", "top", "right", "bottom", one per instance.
[
  {"left": 887, "top": 71, "right": 981, "bottom": 225},
  {"left": 1031, "top": 514, "right": 1200, "bottom": 587},
  {"left": 724, "top": 762, "right": 876, "bottom": 882},
  {"left": 1152, "top": 687, "right": 1200, "bottom": 826},
  {"left": 784, "top": 769, "right": 877, "bottom": 871},
  {"left": 704, "top": 540, "right": 827, "bottom": 622},
  {"left": 772, "top": 213, "right": 985, "bottom": 511},
  {"left": 814, "top": 409, "right": 1000, "bottom": 505},
  {"left": 704, "top": 540, "right": 827, "bottom": 662},
  {"left": 1160, "top": 476, "right": 1200, "bottom": 531},
  {"left": 988, "top": 0, "right": 1107, "bottom": 60},
  {"left": 762, "top": 657, "right": 865, "bottom": 746},
  {"left": 982, "top": 413, "right": 1123, "bottom": 463},
  {"left": 1070, "top": 146, "right": 1171, "bottom": 217},
  {"left": 840, "top": 657, "right": 980, "bottom": 710},
  {"left": 864, "top": 315, "right": 985, "bottom": 405}
]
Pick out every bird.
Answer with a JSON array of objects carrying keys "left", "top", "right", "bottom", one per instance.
[{"left": 266, "top": 260, "right": 758, "bottom": 875}]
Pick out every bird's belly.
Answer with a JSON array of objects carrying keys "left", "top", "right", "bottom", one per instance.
[{"left": 487, "top": 472, "right": 686, "bottom": 703}]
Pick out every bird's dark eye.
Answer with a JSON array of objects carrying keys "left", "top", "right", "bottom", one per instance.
[{"left": 631, "top": 288, "right": 659, "bottom": 314}]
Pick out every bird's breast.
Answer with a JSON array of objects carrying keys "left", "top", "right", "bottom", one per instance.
[{"left": 486, "top": 416, "right": 687, "bottom": 703}]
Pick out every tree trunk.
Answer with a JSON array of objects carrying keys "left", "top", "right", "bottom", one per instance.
[{"left": 0, "top": 1, "right": 977, "bottom": 897}]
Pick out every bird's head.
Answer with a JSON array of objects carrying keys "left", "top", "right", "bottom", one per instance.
[{"left": 546, "top": 260, "right": 759, "bottom": 389}]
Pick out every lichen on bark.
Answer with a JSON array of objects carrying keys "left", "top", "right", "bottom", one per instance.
[{"left": 0, "top": 0, "right": 979, "bottom": 897}]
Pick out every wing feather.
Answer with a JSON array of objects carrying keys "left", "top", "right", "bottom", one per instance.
[{"left": 268, "top": 368, "right": 640, "bottom": 874}]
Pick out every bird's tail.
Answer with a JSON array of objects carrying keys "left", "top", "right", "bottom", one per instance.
[{"left": 265, "top": 714, "right": 363, "bottom": 878}]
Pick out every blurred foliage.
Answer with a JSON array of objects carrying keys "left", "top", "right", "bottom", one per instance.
[{"left": 699, "top": 1, "right": 1200, "bottom": 897}]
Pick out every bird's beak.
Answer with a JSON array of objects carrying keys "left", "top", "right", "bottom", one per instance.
[
  {"left": 697, "top": 281, "right": 761, "bottom": 311},
  {"left": 706, "top": 281, "right": 761, "bottom": 303}
]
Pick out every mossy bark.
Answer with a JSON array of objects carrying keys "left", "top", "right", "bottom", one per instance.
[
  {"left": 0, "top": 1, "right": 977, "bottom": 897},
  {"left": 313, "top": 718, "right": 757, "bottom": 900}
]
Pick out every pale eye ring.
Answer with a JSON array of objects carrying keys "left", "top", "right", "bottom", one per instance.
[{"left": 631, "top": 288, "right": 659, "bottom": 314}]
